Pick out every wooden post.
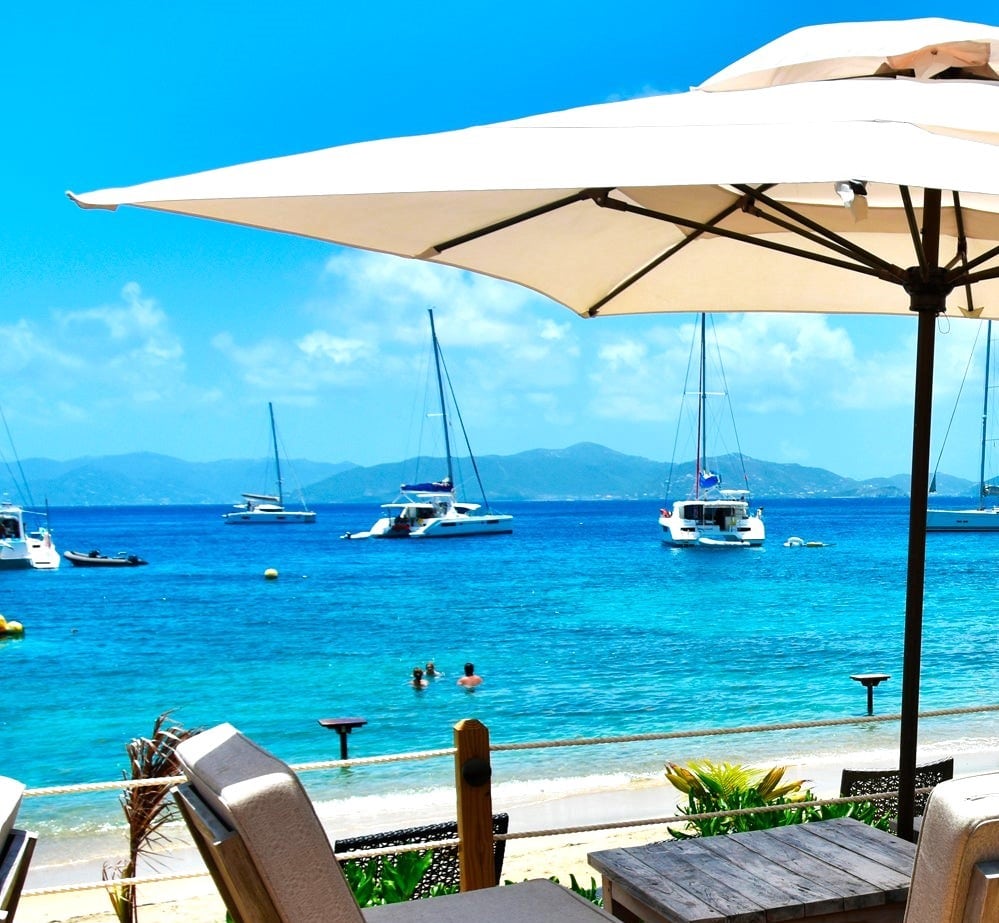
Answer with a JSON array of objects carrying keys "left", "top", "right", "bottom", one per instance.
[{"left": 453, "top": 718, "right": 495, "bottom": 891}]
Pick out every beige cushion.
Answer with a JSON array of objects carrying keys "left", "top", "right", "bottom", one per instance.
[
  {"left": 364, "top": 877, "right": 617, "bottom": 922},
  {"left": 0, "top": 776, "right": 25, "bottom": 845},
  {"left": 904, "top": 771, "right": 999, "bottom": 923},
  {"left": 176, "top": 723, "right": 364, "bottom": 923}
]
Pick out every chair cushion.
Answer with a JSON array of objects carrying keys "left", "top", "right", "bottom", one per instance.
[
  {"left": 0, "top": 776, "right": 25, "bottom": 846},
  {"left": 904, "top": 771, "right": 999, "bottom": 923},
  {"left": 176, "top": 723, "right": 364, "bottom": 923}
]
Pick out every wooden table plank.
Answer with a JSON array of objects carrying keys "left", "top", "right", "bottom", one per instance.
[
  {"left": 695, "top": 837, "right": 836, "bottom": 920},
  {"left": 803, "top": 819, "right": 916, "bottom": 877},
  {"left": 590, "top": 847, "right": 728, "bottom": 923},
  {"left": 588, "top": 819, "right": 915, "bottom": 923},
  {"left": 770, "top": 822, "right": 913, "bottom": 905},
  {"left": 636, "top": 842, "right": 768, "bottom": 923}
]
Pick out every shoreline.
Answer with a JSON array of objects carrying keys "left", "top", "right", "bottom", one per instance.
[{"left": 15, "top": 739, "right": 999, "bottom": 923}]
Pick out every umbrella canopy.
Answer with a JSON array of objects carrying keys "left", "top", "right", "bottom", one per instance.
[{"left": 69, "top": 16, "right": 999, "bottom": 839}]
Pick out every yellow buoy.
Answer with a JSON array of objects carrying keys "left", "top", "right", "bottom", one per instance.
[
  {"left": 264, "top": 568, "right": 279, "bottom": 580},
  {"left": 0, "top": 616, "right": 24, "bottom": 636}
]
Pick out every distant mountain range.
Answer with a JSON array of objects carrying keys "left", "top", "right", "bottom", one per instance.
[{"left": 0, "top": 443, "right": 978, "bottom": 507}]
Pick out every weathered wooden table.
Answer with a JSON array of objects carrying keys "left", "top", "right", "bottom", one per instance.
[{"left": 588, "top": 817, "right": 917, "bottom": 923}]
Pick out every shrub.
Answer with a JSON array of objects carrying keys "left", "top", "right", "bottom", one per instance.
[
  {"left": 664, "top": 760, "right": 892, "bottom": 838},
  {"left": 342, "top": 851, "right": 456, "bottom": 905}
]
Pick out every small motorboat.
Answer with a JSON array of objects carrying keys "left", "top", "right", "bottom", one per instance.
[{"left": 63, "top": 550, "right": 148, "bottom": 567}]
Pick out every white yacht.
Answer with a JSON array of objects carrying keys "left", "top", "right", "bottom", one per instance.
[
  {"left": 658, "top": 315, "right": 765, "bottom": 547},
  {"left": 223, "top": 403, "right": 316, "bottom": 525},
  {"left": 927, "top": 320, "right": 999, "bottom": 532},
  {"left": 343, "top": 310, "right": 512, "bottom": 540},
  {"left": 0, "top": 500, "right": 60, "bottom": 569}
]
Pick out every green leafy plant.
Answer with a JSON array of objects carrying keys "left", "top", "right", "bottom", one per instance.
[
  {"left": 341, "top": 851, "right": 441, "bottom": 906},
  {"left": 548, "top": 874, "right": 603, "bottom": 906},
  {"left": 102, "top": 712, "right": 197, "bottom": 923},
  {"left": 664, "top": 760, "right": 892, "bottom": 838},
  {"left": 506, "top": 874, "right": 603, "bottom": 906}
]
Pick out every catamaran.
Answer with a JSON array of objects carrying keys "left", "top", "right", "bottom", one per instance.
[
  {"left": 222, "top": 403, "right": 316, "bottom": 524},
  {"left": 343, "top": 310, "right": 512, "bottom": 539},
  {"left": 927, "top": 319, "right": 999, "bottom": 531},
  {"left": 658, "top": 314, "right": 765, "bottom": 547}
]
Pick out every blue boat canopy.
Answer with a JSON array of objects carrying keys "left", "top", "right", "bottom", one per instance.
[{"left": 401, "top": 478, "right": 453, "bottom": 493}]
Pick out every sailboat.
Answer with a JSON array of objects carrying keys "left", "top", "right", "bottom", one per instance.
[
  {"left": 927, "top": 320, "right": 999, "bottom": 532},
  {"left": 222, "top": 403, "right": 317, "bottom": 524},
  {"left": 343, "top": 309, "right": 513, "bottom": 539},
  {"left": 658, "top": 314, "right": 765, "bottom": 547}
]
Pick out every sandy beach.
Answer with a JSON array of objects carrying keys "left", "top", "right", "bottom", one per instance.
[{"left": 14, "top": 742, "right": 999, "bottom": 923}]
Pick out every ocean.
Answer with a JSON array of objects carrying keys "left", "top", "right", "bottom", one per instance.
[{"left": 3, "top": 497, "right": 999, "bottom": 844}]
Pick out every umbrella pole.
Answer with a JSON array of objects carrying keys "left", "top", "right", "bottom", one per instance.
[{"left": 897, "top": 189, "right": 944, "bottom": 842}]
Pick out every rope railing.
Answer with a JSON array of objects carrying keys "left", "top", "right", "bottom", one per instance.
[
  {"left": 25, "top": 702, "right": 997, "bottom": 799},
  {"left": 18, "top": 706, "right": 995, "bottom": 899}
]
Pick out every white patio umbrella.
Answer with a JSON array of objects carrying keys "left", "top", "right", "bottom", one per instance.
[{"left": 69, "top": 17, "right": 999, "bottom": 839}]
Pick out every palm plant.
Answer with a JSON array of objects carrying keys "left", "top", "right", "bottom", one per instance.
[
  {"left": 102, "top": 712, "right": 197, "bottom": 923},
  {"left": 664, "top": 760, "right": 891, "bottom": 837}
]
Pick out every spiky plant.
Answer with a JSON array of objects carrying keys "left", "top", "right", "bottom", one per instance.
[
  {"left": 102, "top": 712, "right": 196, "bottom": 923},
  {"left": 664, "top": 760, "right": 809, "bottom": 838}
]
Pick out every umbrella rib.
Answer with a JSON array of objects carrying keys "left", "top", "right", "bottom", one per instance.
[
  {"left": 585, "top": 188, "right": 777, "bottom": 317},
  {"left": 950, "top": 191, "right": 979, "bottom": 315},
  {"left": 900, "top": 186, "right": 929, "bottom": 277},
  {"left": 594, "top": 196, "right": 895, "bottom": 287},
  {"left": 425, "top": 189, "right": 609, "bottom": 256},
  {"left": 958, "top": 244, "right": 999, "bottom": 276},
  {"left": 732, "top": 185, "right": 902, "bottom": 277}
]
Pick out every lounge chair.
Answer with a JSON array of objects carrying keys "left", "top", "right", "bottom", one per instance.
[
  {"left": 335, "top": 813, "right": 508, "bottom": 897},
  {"left": 904, "top": 770, "right": 999, "bottom": 923},
  {"left": 840, "top": 756, "right": 954, "bottom": 831},
  {"left": 172, "top": 723, "right": 616, "bottom": 923},
  {"left": 0, "top": 776, "right": 36, "bottom": 923}
]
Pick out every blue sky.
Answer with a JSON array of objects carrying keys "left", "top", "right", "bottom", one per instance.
[{"left": 4, "top": 0, "right": 997, "bottom": 481}]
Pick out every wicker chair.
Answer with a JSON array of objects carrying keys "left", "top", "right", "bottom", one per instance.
[
  {"left": 840, "top": 756, "right": 954, "bottom": 829},
  {"left": 335, "top": 814, "right": 508, "bottom": 897}
]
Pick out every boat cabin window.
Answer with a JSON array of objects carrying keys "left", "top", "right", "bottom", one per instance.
[{"left": 0, "top": 517, "right": 20, "bottom": 539}]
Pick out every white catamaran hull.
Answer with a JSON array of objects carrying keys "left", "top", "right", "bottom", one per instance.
[
  {"left": 658, "top": 499, "right": 766, "bottom": 547},
  {"left": 356, "top": 511, "right": 513, "bottom": 539},
  {"left": 223, "top": 509, "right": 317, "bottom": 524}
]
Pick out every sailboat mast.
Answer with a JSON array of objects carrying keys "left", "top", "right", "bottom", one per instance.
[
  {"left": 428, "top": 309, "right": 454, "bottom": 486},
  {"left": 980, "top": 321, "right": 992, "bottom": 510},
  {"left": 268, "top": 402, "right": 284, "bottom": 507},
  {"left": 694, "top": 314, "right": 706, "bottom": 500}
]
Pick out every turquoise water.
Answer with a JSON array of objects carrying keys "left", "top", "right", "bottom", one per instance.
[{"left": 3, "top": 498, "right": 998, "bottom": 837}]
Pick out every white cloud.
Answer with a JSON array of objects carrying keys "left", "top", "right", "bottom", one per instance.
[{"left": 297, "top": 331, "right": 372, "bottom": 365}]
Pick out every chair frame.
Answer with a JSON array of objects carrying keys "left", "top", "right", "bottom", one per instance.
[
  {"left": 174, "top": 781, "right": 282, "bottom": 923},
  {"left": 0, "top": 828, "right": 37, "bottom": 923}
]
